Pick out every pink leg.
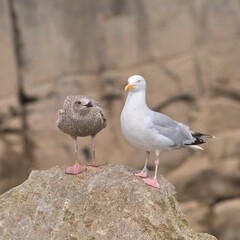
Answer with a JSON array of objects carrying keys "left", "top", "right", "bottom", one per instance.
[
  {"left": 66, "top": 136, "right": 86, "bottom": 175},
  {"left": 87, "top": 135, "right": 101, "bottom": 167},
  {"left": 134, "top": 151, "right": 150, "bottom": 178},
  {"left": 142, "top": 156, "right": 160, "bottom": 189}
]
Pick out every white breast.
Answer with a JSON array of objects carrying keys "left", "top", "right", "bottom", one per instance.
[
  {"left": 121, "top": 107, "right": 154, "bottom": 150},
  {"left": 121, "top": 106, "right": 176, "bottom": 152}
]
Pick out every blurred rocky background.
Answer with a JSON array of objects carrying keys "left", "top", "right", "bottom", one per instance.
[{"left": 0, "top": 0, "right": 239, "bottom": 239}]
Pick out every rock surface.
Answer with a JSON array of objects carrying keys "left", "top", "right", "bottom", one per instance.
[{"left": 0, "top": 165, "right": 216, "bottom": 240}]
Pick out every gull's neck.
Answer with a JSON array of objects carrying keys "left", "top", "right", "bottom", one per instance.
[{"left": 124, "top": 89, "right": 149, "bottom": 112}]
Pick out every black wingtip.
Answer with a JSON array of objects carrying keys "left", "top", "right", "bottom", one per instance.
[
  {"left": 185, "top": 138, "right": 206, "bottom": 146},
  {"left": 191, "top": 131, "right": 214, "bottom": 139}
]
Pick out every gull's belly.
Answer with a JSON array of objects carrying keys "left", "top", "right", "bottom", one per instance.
[
  {"left": 123, "top": 125, "right": 152, "bottom": 150},
  {"left": 121, "top": 111, "right": 175, "bottom": 151}
]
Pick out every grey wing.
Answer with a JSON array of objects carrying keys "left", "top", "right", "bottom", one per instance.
[{"left": 149, "top": 111, "right": 194, "bottom": 146}]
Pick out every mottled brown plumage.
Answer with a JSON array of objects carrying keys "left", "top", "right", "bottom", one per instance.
[{"left": 56, "top": 95, "right": 107, "bottom": 174}]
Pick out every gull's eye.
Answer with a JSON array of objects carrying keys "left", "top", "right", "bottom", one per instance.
[
  {"left": 137, "top": 80, "right": 141, "bottom": 83},
  {"left": 77, "top": 101, "right": 81, "bottom": 105}
]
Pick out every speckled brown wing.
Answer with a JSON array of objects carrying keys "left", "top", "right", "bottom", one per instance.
[
  {"left": 92, "top": 99, "right": 107, "bottom": 128},
  {"left": 99, "top": 107, "right": 107, "bottom": 128},
  {"left": 63, "top": 96, "right": 74, "bottom": 109}
]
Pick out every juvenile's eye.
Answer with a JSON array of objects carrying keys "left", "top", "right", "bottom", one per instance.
[
  {"left": 137, "top": 80, "right": 141, "bottom": 83},
  {"left": 77, "top": 101, "right": 81, "bottom": 105}
]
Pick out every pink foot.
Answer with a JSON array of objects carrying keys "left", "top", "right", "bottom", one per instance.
[
  {"left": 134, "top": 171, "right": 147, "bottom": 178},
  {"left": 86, "top": 162, "right": 101, "bottom": 167},
  {"left": 142, "top": 178, "right": 160, "bottom": 189},
  {"left": 65, "top": 162, "right": 86, "bottom": 175}
]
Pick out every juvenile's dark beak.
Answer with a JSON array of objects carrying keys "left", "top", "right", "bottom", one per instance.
[{"left": 85, "top": 102, "right": 93, "bottom": 108}]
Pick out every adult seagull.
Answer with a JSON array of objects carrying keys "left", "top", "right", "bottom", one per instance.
[{"left": 121, "top": 75, "right": 214, "bottom": 188}]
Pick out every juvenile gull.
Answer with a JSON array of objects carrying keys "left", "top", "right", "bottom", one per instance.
[
  {"left": 121, "top": 75, "right": 214, "bottom": 188},
  {"left": 56, "top": 95, "right": 107, "bottom": 174}
]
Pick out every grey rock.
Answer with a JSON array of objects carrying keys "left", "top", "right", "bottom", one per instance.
[{"left": 0, "top": 165, "right": 216, "bottom": 240}]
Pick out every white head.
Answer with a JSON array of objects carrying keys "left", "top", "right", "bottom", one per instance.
[{"left": 125, "top": 75, "right": 146, "bottom": 92}]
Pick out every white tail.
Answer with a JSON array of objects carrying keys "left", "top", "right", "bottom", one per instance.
[{"left": 185, "top": 145, "right": 204, "bottom": 150}]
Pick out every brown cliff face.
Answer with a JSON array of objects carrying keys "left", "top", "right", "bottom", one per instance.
[
  {"left": 0, "top": 165, "right": 217, "bottom": 240},
  {"left": 0, "top": 1, "right": 240, "bottom": 239}
]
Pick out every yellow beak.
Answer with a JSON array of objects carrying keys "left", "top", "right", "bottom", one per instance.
[{"left": 124, "top": 84, "right": 134, "bottom": 91}]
